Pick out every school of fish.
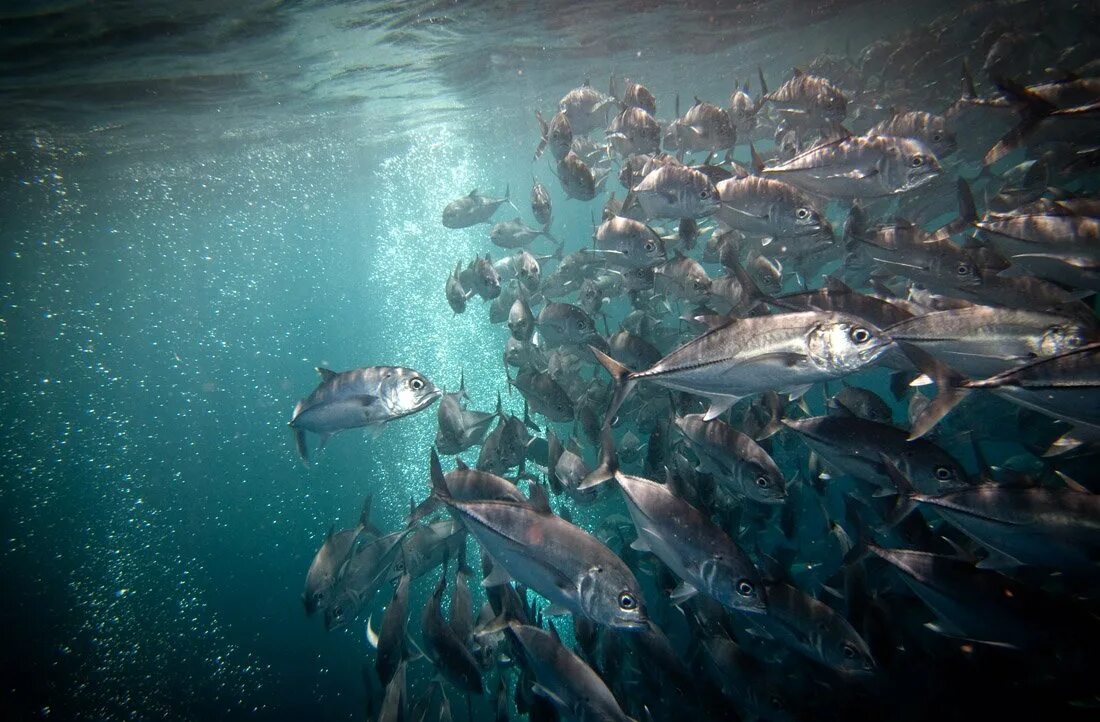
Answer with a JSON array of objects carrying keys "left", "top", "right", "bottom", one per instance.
[{"left": 291, "top": 2, "right": 1100, "bottom": 720}]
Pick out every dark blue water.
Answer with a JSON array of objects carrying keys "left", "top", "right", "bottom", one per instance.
[{"left": 2, "top": 1, "right": 1094, "bottom": 720}]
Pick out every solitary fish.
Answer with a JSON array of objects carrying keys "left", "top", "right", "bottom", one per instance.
[{"left": 289, "top": 366, "right": 440, "bottom": 463}]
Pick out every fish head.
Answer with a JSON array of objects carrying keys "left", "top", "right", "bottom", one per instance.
[
  {"left": 895, "top": 139, "right": 942, "bottom": 192},
  {"left": 579, "top": 564, "right": 648, "bottom": 630},
  {"left": 383, "top": 369, "right": 442, "bottom": 418},
  {"left": 691, "top": 175, "right": 722, "bottom": 218},
  {"left": 925, "top": 123, "right": 958, "bottom": 158},
  {"left": 704, "top": 555, "right": 768, "bottom": 614},
  {"left": 897, "top": 449, "right": 971, "bottom": 495},
  {"left": 323, "top": 592, "right": 353, "bottom": 631},
  {"left": 825, "top": 626, "right": 877, "bottom": 676},
  {"left": 808, "top": 317, "right": 890, "bottom": 372},
  {"left": 742, "top": 461, "right": 788, "bottom": 504}
]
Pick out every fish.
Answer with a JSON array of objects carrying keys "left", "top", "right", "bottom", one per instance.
[
  {"left": 555, "top": 151, "right": 598, "bottom": 201},
  {"left": 530, "top": 177, "right": 553, "bottom": 229},
  {"left": 906, "top": 485, "right": 1100, "bottom": 576},
  {"left": 375, "top": 572, "right": 410, "bottom": 687},
  {"left": 763, "top": 68, "right": 848, "bottom": 126},
  {"left": 762, "top": 134, "right": 942, "bottom": 198},
  {"left": 508, "top": 296, "right": 536, "bottom": 341},
  {"left": 421, "top": 566, "right": 483, "bottom": 693},
  {"left": 445, "top": 261, "right": 470, "bottom": 314},
  {"left": 714, "top": 174, "right": 832, "bottom": 240},
  {"left": 435, "top": 376, "right": 498, "bottom": 456},
  {"left": 868, "top": 109, "right": 958, "bottom": 158},
  {"left": 536, "top": 302, "right": 605, "bottom": 350},
  {"left": 593, "top": 215, "right": 666, "bottom": 268},
  {"left": 490, "top": 217, "right": 557, "bottom": 250},
  {"left": 902, "top": 340, "right": 1100, "bottom": 446},
  {"left": 506, "top": 623, "right": 635, "bottom": 722},
  {"left": 884, "top": 305, "right": 1098, "bottom": 378},
  {"left": 510, "top": 368, "right": 574, "bottom": 422},
  {"left": 606, "top": 106, "right": 661, "bottom": 156},
  {"left": 535, "top": 109, "right": 573, "bottom": 162},
  {"left": 664, "top": 97, "right": 736, "bottom": 155},
  {"left": 749, "top": 581, "right": 876, "bottom": 675},
  {"left": 303, "top": 497, "right": 374, "bottom": 615},
  {"left": 429, "top": 451, "right": 647, "bottom": 629},
  {"left": 442, "top": 187, "right": 512, "bottom": 228},
  {"left": 289, "top": 366, "right": 441, "bottom": 463},
  {"left": 324, "top": 530, "right": 408, "bottom": 632},
  {"left": 590, "top": 311, "right": 890, "bottom": 427},
  {"left": 559, "top": 80, "right": 616, "bottom": 136},
  {"left": 611, "top": 465, "right": 767, "bottom": 614},
  {"left": 674, "top": 414, "right": 788, "bottom": 504},
  {"left": 629, "top": 164, "right": 720, "bottom": 220},
  {"left": 781, "top": 415, "right": 971, "bottom": 495}
]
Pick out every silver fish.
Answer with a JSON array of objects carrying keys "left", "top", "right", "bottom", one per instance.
[
  {"left": 430, "top": 452, "right": 646, "bottom": 629},
  {"left": 592, "top": 311, "right": 889, "bottom": 424},
  {"left": 762, "top": 134, "right": 941, "bottom": 198},
  {"left": 442, "top": 187, "right": 512, "bottom": 228},
  {"left": 289, "top": 366, "right": 440, "bottom": 463},
  {"left": 613, "top": 469, "right": 767, "bottom": 613}
]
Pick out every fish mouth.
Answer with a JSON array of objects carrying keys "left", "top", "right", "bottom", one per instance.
[{"left": 613, "top": 618, "right": 650, "bottom": 631}]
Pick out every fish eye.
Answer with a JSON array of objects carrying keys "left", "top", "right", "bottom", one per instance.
[
  {"left": 699, "top": 189, "right": 710, "bottom": 199},
  {"left": 644, "top": 241, "right": 656, "bottom": 252},
  {"left": 618, "top": 592, "right": 638, "bottom": 610},
  {"left": 934, "top": 465, "right": 954, "bottom": 481},
  {"left": 796, "top": 207, "right": 810, "bottom": 220},
  {"left": 910, "top": 155, "right": 925, "bottom": 167},
  {"left": 956, "top": 263, "right": 971, "bottom": 276},
  {"left": 394, "top": 561, "right": 405, "bottom": 572},
  {"left": 736, "top": 579, "right": 755, "bottom": 596},
  {"left": 409, "top": 378, "right": 425, "bottom": 390},
  {"left": 932, "top": 132, "right": 942, "bottom": 142},
  {"left": 755, "top": 475, "right": 769, "bottom": 488},
  {"left": 849, "top": 327, "right": 872, "bottom": 344},
  {"left": 842, "top": 643, "right": 858, "bottom": 660}
]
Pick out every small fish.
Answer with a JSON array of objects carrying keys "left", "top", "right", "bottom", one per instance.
[
  {"left": 630, "top": 164, "right": 720, "bottom": 219},
  {"left": 530, "top": 177, "right": 553, "bottom": 229}
]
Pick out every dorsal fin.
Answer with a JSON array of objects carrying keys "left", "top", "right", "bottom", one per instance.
[
  {"left": 792, "top": 67, "right": 804, "bottom": 78},
  {"left": 455, "top": 458, "right": 469, "bottom": 470},
  {"left": 316, "top": 367, "right": 338, "bottom": 382},
  {"left": 527, "top": 481, "right": 553, "bottom": 515},
  {"left": 749, "top": 142, "right": 765, "bottom": 174},
  {"left": 468, "top": 188, "right": 479, "bottom": 197}
]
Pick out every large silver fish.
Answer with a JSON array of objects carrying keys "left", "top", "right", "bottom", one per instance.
[
  {"left": 613, "top": 469, "right": 767, "bottom": 614},
  {"left": 505, "top": 623, "right": 635, "bottom": 722},
  {"left": 762, "top": 134, "right": 941, "bottom": 198},
  {"left": 591, "top": 311, "right": 890, "bottom": 424},
  {"left": 289, "top": 366, "right": 440, "bottom": 463},
  {"left": 429, "top": 451, "right": 647, "bottom": 629}
]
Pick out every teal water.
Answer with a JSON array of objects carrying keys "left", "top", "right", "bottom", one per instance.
[{"left": 2, "top": 1, "right": 1096, "bottom": 720}]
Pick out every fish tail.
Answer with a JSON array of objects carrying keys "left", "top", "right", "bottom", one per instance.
[
  {"left": 894, "top": 340, "right": 970, "bottom": 440},
  {"left": 589, "top": 345, "right": 637, "bottom": 429},
  {"left": 578, "top": 423, "right": 619, "bottom": 491},
  {"left": 429, "top": 448, "right": 453, "bottom": 503},
  {"left": 877, "top": 453, "right": 921, "bottom": 527},
  {"left": 984, "top": 76, "right": 1057, "bottom": 166}
]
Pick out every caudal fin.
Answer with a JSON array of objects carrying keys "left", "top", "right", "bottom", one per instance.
[
  {"left": 894, "top": 340, "right": 970, "bottom": 440},
  {"left": 589, "top": 345, "right": 638, "bottom": 430},
  {"left": 578, "top": 423, "right": 619, "bottom": 491}
]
